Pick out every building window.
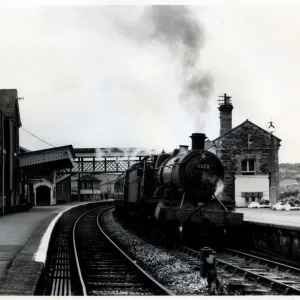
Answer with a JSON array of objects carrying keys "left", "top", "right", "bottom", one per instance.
[
  {"left": 242, "top": 159, "right": 255, "bottom": 175},
  {"left": 242, "top": 192, "right": 263, "bottom": 202},
  {"left": 81, "top": 181, "right": 92, "bottom": 189}
]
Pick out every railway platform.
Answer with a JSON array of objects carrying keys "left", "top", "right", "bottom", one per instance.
[
  {"left": 0, "top": 200, "right": 111, "bottom": 295},
  {"left": 233, "top": 208, "right": 300, "bottom": 263},
  {"left": 236, "top": 208, "right": 300, "bottom": 231}
]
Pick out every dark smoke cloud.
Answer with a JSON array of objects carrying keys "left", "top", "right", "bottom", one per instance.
[
  {"left": 145, "top": 6, "right": 203, "bottom": 68},
  {"left": 115, "top": 6, "right": 214, "bottom": 130},
  {"left": 145, "top": 6, "right": 214, "bottom": 125},
  {"left": 182, "top": 72, "right": 213, "bottom": 109}
]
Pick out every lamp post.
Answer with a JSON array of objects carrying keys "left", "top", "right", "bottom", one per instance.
[{"left": 267, "top": 120, "right": 277, "bottom": 205}]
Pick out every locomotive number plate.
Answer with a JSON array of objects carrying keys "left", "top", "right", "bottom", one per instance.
[{"left": 197, "top": 164, "right": 210, "bottom": 169}]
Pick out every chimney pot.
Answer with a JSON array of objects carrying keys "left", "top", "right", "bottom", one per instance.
[{"left": 218, "top": 93, "right": 233, "bottom": 136}]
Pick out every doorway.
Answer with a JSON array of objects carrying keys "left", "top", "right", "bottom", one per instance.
[{"left": 36, "top": 185, "right": 51, "bottom": 206}]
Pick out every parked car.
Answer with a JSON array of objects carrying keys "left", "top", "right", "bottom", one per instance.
[
  {"left": 272, "top": 200, "right": 287, "bottom": 210},
  {"left": 248, "top": 201, "right": 260, "bottom": 208},
  {"left": 258, "top": 199, "right": 271, "bottom": 208},
  {"left": 285, "top": 201, "right": 300, "bottom": 210},
  {"left": 272, "top": 200, "right": 300, "bottom": 211},
  {"left": 248, "top": 199, "right": 270, "bottom": 209}
]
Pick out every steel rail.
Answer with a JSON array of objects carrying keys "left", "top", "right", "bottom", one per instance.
[
  {"left": 97, "top": 207, "right": 175, "bottom": 295},
  {"left": 226, "top": 248, "right": 300, "bottom": 273},
  {"left": 177, "top": 245, "right": 300, "bottom": 295},
  {"left": 216, "top": 258, "right": 300, "bottom": 295},
  {"left": 72, "top": 205, "right": 112, "bottom": 295}
]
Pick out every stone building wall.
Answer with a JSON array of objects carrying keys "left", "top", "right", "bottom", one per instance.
[
  {"left": 211, "top": 120, "right": 280, "bottom": 204},
  {"left": 219, "top": 109, "right": 233, "bottom": 136}
]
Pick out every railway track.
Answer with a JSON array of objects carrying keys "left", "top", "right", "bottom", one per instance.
[
  {"left": 47, "top": 205, "right": 173, "bottom": 296},
  {"left": 176, "top": 245, "right": 300, "bottom": 295},
  {"left": 73, "top": 206, "right": 173, "bottom": 296},
  {"left": 247, "top": 247, "right": 300, "bottom": 269}
]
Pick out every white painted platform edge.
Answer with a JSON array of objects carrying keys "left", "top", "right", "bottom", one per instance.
[
  {"left": 34, "top": 200, "right": 113, "bottom": 264},
  {"left": 244, "top": 217, "right": 300, "bottom": 230}
]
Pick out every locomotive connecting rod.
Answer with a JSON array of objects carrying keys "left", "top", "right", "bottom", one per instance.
[{"left": 212, "top": 194, "right": 228, "bottom": 211}]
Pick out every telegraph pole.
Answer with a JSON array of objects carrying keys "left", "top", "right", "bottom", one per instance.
[{"left": 267, "top": 120, "right": 277, "bottom": 205}]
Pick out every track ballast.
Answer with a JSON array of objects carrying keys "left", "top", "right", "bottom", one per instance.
[{"left": 73, "top": 206, "right": 173, "bottom": 296}]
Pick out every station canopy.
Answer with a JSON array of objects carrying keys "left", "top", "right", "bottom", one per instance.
[{"left": 19, "top": 145, "right": 75, "bottom": 174}]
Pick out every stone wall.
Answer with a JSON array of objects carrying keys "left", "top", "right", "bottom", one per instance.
[
  {"left": 213, "top": 120, "right": 280, "bottom": 204},
  {"left": 228, "top": 223, "right": 300, "bottom": 262}
]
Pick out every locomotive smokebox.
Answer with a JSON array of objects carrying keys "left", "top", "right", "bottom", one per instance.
[{"left": 190, "top": 133, "right": 206, "bottom": 151}]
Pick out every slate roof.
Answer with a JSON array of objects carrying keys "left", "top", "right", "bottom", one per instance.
[
  {"left": 79, "top": 174, "right": 102, "bottom": 182},
  {"left": 19, "top": 145, "right": 76, "bottom": 159},
  {"left": 19, "top": 145, "right": 76, "bottom": 169}
]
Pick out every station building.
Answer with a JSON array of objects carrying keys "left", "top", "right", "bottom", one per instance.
[
  {"left": 19, "top": 145, "right": 75, "bottom": 206},
  {"left": 78, "top": 174, "right": 101, "bottom": 202},
  {"left": 0, "top": 90, "right": 23, "bottom": 213},
  {"left": 0, "top": 89, "right": 76, "bottom": 211},
  {"left": 205, "top": 94, "right": 281, "bottom": 208}
]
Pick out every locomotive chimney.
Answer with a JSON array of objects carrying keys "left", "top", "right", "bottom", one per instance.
[{"left": 190, "top": 133, "right": 206, "bottom": 151}]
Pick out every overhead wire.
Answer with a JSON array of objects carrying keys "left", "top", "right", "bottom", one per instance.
[
  {"left": 0, "top": 100, "right": 56, "bottom": 149},
  {"left": 20, "top": 127, "right": 55, "bottom": 148}
]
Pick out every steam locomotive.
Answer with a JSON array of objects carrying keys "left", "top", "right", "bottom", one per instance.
[{"left": 114, "top": 133, "right": 243, "bottom": 245}]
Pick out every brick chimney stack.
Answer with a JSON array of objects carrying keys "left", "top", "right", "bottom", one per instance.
[{"left": 218, "top": 93, "right": 233, "bottom": 136}]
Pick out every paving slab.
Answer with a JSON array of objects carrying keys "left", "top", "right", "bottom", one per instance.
[{"left": 0, "top": 202, "right": 84, "bottom": 294}]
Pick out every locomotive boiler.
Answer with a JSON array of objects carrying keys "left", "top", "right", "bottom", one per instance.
[{"left": 114, "top": 133, "right": 243, "bottom": 245}]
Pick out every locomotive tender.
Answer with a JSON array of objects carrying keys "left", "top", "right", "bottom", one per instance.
[{"left": 114, "top": 133, "right": 243, "bottom": 241}]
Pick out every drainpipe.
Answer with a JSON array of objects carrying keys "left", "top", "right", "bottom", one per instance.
[{"left": 2, "top": 115, "right": 5, "bottom": 216}]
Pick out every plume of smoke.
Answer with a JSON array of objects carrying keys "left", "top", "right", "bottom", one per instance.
[
  {"left": 145, "top": 6, "right": 214, "bottom": 131},
  {"left": 95, "top": 148, "right": 108, "bottom": 159},
  {"left": 113, "top": 6, "right": 213, "bottom": 131},
  {"left": 95, "top": 147, "right": 161, "bottom": 159},
  {"left": 215, "top": 180, "right": 224, "bottom": 198},
  {"left": 145, "top": 6, "right": 203, "bottom": 68},
  {"left": 201, "top": 173, "right": 224, "bottom": 198}
]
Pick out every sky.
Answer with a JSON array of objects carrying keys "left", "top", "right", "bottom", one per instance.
[{"left": 1, "top": 1, "right": 300, "bottom": 162}]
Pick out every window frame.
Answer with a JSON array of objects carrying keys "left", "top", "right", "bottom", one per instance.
[{"left": 241, "top": 159, "right": 255, "bottom": 175}]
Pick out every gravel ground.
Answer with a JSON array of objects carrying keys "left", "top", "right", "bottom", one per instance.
[
  {"left": 101, "top": 209, "right": 208, "bottom": 295},
  {"left": 100, "top": 209, "right": 284, "bottom": 295}
]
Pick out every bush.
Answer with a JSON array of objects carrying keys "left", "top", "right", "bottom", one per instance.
[{"left": 280, "top": 189, "right": 299, "bottom": 199}]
